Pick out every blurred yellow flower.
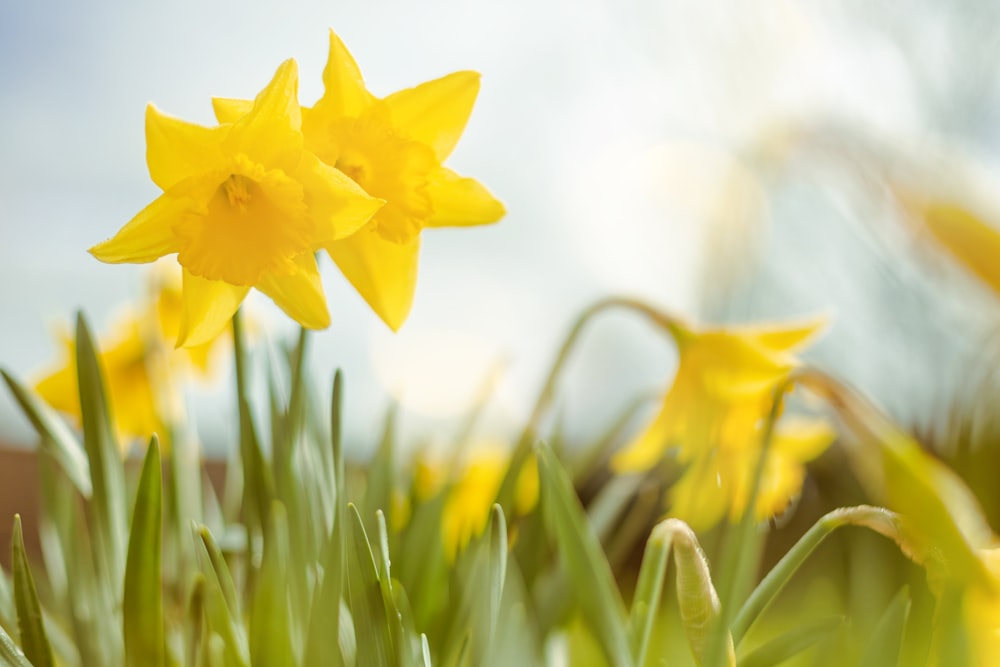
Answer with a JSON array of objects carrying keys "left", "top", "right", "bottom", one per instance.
[
  {"left": 439, "top": 446, "right": 537, "bottom": 561},
  {"left": 214, "top": 30, "right": 506, "bottom": 330},
  {"left": 612, "top": 317, "right": 830, "bottom": 529},
  {"left": 34, "top": 318, "right": 164, "bottom": 450},
  {"left": 90, "top": 60, "right": 382, "bottom": 347},
  {"left": 906, "top": 199, "right": 1000, "bottom": 297}
]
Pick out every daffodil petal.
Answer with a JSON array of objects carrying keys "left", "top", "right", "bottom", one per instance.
[
  {"left": 325, "top": 226, "right": 419, "bottom": 331},
  {"left": 177, "top": 270, "right": 248, "bottom": 348},
  {"left": 746, "top": 315, "right": 830, "bottom": 353},
  {"left": 611, "top": 400, "right": 675, "bottom": 473},
  {"left": 212, "top": 97, "right": 254, "bottom": 125},
  {"left": 145, "top": 105, "right": 228, "bottom": 191},
  {"left": 773, "top": 417, "right": 836, "bottom": 461},
  {"left": 226, "top": 59, "right": 303, "bottom": 169},
  {"left": 426, "top": 167, "right": 505, "bottom": 228},
  {"left": 256, "top": 253, "right": 331, "bottom": 330},
  {"left": 383, "top": 70, "right": 480, "bottom": 161},
  {"left": 315, "top": 29, "right": 375, "bottom": 118},
  {"left": 90, "top": 194, "right": 186, "bottom": 264},
  {"left": 292, "top": 151, "right": 383, "bottom": 242},
  {"left": 923, "top": 202, "right": 1000, "bottom": 296},
  {"left": 669, "top": 456, "right": 729, "bottom": 531}
]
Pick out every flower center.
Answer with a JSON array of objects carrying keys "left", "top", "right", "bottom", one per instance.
[
  {"left": 222, "top": 174, "right": 254, "bottom": 212},
  {"left": 318, "top": 110, "right": 437, "bottom": 244},
  {"left": 175, "top": 155, "right": 311, "bottom": 286}
]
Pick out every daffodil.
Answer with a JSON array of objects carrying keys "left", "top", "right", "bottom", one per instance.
[
  {"left": 435, "top": 446, "right": 537, "bottom": 561},
  {"left": 90, "top": 59, "right": 383, "bottom": 347},
  {"left": 35, "top": 318, "right": 165, "bottom": 449},
  {"left": 214, "top": 30, "right": 505, "bottom": 330},
  {"left": 612, "top": 317, "right": 830, "bottom": 529}
]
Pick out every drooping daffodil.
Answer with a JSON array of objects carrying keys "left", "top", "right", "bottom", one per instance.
[
  {"left": 214, "top": 30, "right": 505, "bottom": 330},
  {"left": 613, "top": 316, "right": 833, "bottom": 530},
  {"left": 90, "top": 59, "right": 383, "bottom": 347}
]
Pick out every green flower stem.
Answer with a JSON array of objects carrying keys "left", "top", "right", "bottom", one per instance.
[
  {"left": 497, "top": 296, "right": 682, "bottom": 510},
  {"left": 704, "top": 374, "right": 796, "bottom": 667},
  {"left": 731, "top": 505, "right": 903, "bottom": 646}
]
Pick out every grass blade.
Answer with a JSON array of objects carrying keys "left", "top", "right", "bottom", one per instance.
[
  {"left": 346, "top": 504, "right": 394, "bottom": 666},
  {"left": 194, "top": 527, "right": 249, "bottom": 667},
  {"left": 124, "top": 436, "right": 164, "bottom": 667},
  {"left": 75, "top": 312, "right": 128, "bottom": 591},
  {"left": 536, "top": 444, "right": 633, "bottom": 667},
  {"left": 12, "top": 514, "right": 54, "bottom": 667},
  {"left": 0, "top": 369, "right": 92, "bottom": 498},
  {"left": 303, "top": 372, "right": 348, "bottom": 667},
  {"left": 250, "top": 503, "right": 295, "bottom": 667},
  {"left": 0, "top": 622, "right": 32, "bottom": 667},
  {"left": 859, "top": 586, "right": 911, "bottom": 667},
  {"left": 738, "top": 616, "right": 843, "bottom": 667}
]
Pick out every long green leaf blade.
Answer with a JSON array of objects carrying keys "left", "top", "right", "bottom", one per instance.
[
  {"left": 0, "top": 622, "right": 32, "bottom": 667},
  {"left": 250, "top": 502, "right": 295, "bottom": 667},
  {"left": 0, "top": 369, "right": 92, "bottom": 498},
  {"left": 124, "top": 436, "right": 164, "bottom": 667},
  {"left": 536, "top": 444, "right": 633, "bottom": 667},
  {"left": 75, "top": 312, "right": 127, "bottom": 590},
  {"left": 346, "top": 504, "right": 394, "bottom": 666},
  {"left": 12, "top": 514, "right": 54, "bottom": 667}
]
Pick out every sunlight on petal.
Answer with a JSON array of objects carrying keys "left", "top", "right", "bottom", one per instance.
[
  {"left": 89, "top": 194, "right": 186, "bottom": 264},
  {"left": 256, "top": 253, "right": 330, "bottom": 330},
  {"left": 383, "top": 71, "right": 480, "bottom": 161},
  {"left": 177, "top": 270, "right": 249, "bottom": 348},
  {"left": 425, "top": 167, "right": 506, "bottom": 228}
]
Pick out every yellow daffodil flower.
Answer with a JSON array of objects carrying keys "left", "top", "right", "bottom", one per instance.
[
  {"left": 214, "top": 30, "right": 505, "bottom": 330},
  {"left": 90, "top": 59, "right": 383, "bottom": 347},
  {"left": 906, "top": 198, "right": 1000, "bottom": 297},
  {"left": 34, "top": 318, "right": 165, "bottom": 450},
  {"left": 437, "top": 446, "right": 537, "bottom": 561},
  {"left": 666, "top": 417, "right": 834, "bottom": 530},
  {"left": 612, "top": 317, "right": 830, "bottom": 529}
]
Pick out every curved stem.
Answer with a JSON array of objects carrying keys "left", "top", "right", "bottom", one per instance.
[{"left": 495, "top": 296, "right": 685, "bottom": 510}]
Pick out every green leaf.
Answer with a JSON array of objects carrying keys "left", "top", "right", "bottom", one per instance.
[
  {"left": 536, "top": 444, "right": 633, "bottom": 667},
  {"left": 194, "top": 527, "right": 249, "bottom": 667},
  {"left": 859, "top": 586, "right": 911, "bottom": 667},
  {"left": 0, "top": 622, "right": 32, "bottom": 667},
  {"left": 75, "top": 312, "right": 128, "bottom": 591},
  {"left": 738, "top": 616, "right": 843, "bottom": 667},
  {"left": 124, "top": 436, "right": 164, "bottom": 667},
  {"left": 375, "top": 510, "right": 409, "bottom": 662},
  {"left": 303, "top": 371, "right": 348, "bottom": 667},
  {"left": 345, "top": 504, "right": 394, "bottom": 666},
  {"left": 250, "top": 503, "right": 295, "bottom": 667},
  {"left": 12, "top": 514, "right": 54, "bottom": 667},
  {"left": 0, "top": 369, "right": 92, "bottom": 498}
]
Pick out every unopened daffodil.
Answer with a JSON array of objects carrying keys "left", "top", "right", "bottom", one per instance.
[
  {"left": 613, "top": 316, "right": 831, "bottom": 529},
  {"left": 214, "top": 30, "right": 505, "bottom": 330},
  {"left": 91, "top": 59, "right": 383, "bottom": 347}
]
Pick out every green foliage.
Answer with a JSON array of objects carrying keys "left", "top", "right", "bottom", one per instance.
[{"left": 0, "top": 304, "right": 990, "bottom": 666}]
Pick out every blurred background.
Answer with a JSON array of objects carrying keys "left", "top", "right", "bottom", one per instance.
[{"left": 3, "top": 0, "right": 1000, "bottom": 459}]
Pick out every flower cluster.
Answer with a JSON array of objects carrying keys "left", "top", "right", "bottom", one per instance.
[{"left": 90, "top": 30, "right": 504, "bottom": 347}]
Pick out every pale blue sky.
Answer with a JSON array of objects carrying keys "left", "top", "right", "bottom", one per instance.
[{"left": 3, "top": 1, "right": 1000, "bottom": 454}]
